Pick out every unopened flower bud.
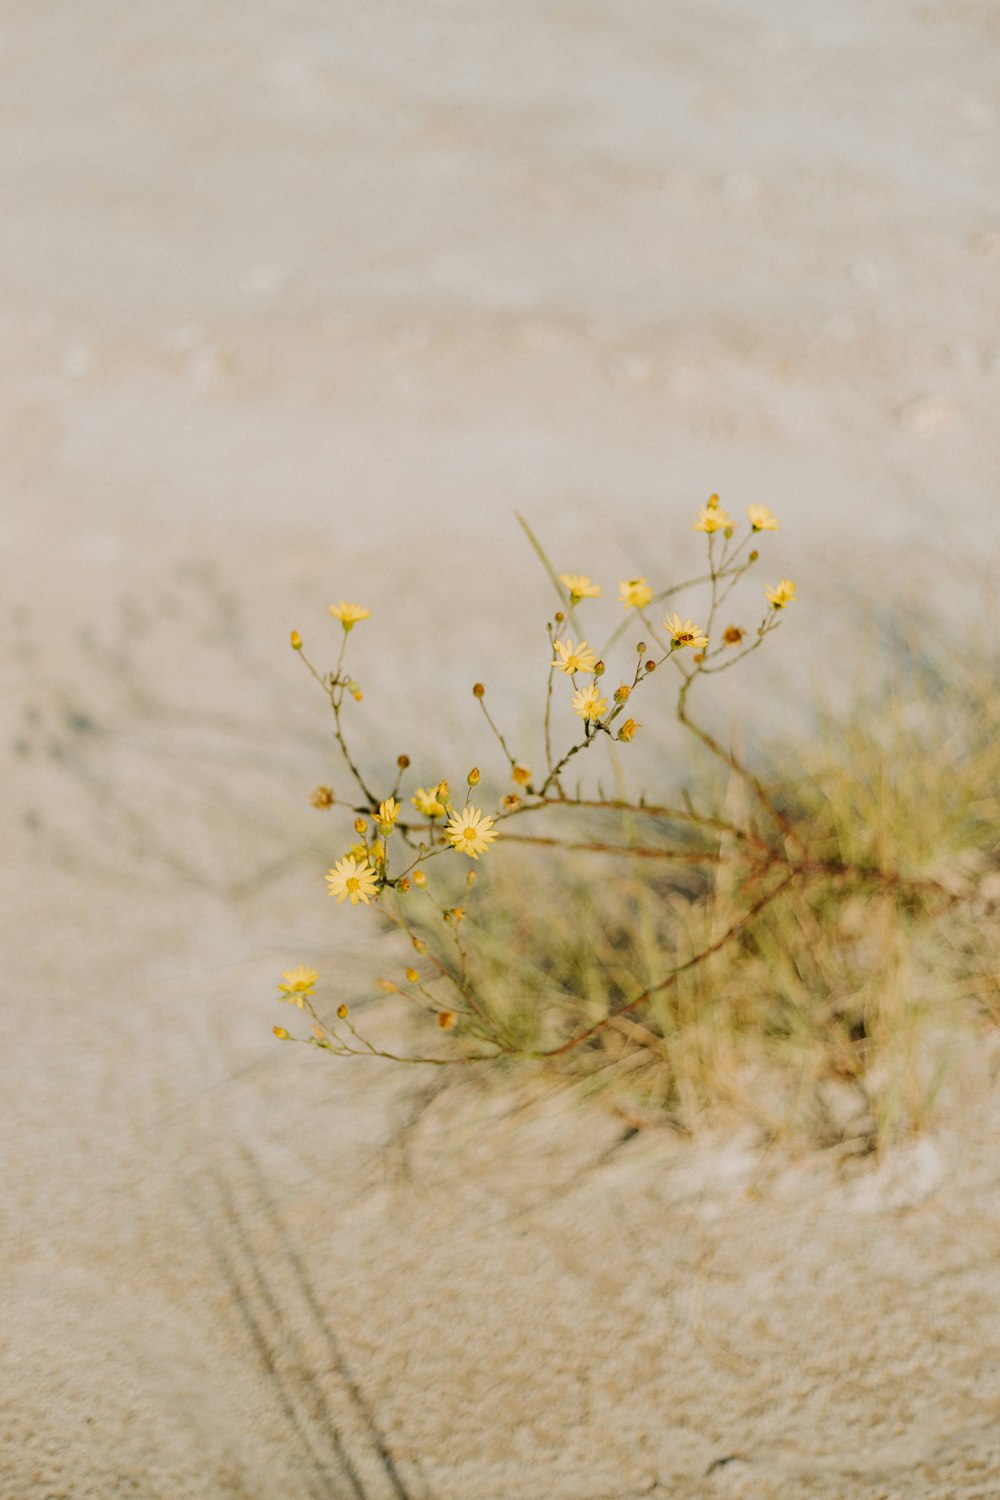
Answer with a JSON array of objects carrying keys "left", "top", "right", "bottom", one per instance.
[
  {"left": 467, "top": 767, "right": 480, "bottom": 787},
  {"left": 749, "top": 549, "right": 759, "bottom": 563},
  {"left": 438, "top": 1010, "right": 456, "bottom": 1029},
  {"left": 723, "top": 626, "right": 744, "bottom": 645},
  {"left": 593, "top": 660, "right": 605, "bottom": 677},
  {"left": 501, "top": 793, "right": 521, "bottom": 810},
  {"left": 412, "top": 869, "right": 427, "bottom": 888},
  {"left": 412, "top": 936, "right": 428, "bottom": 953},
  {"left": 472, "top": 682, "right": 485, "bottom": 698},
  {"left": 337, "top": 1004, "right": 348, "bottom": 1019},
  {"left": 354, "top": 817, "right": 368, "bottom": 836},
  {"left": 554, "top": 611, "right": 565, "bottom": 623},
  {"left": 436, "top": 780, "right": 450, "bottom": 802},
  {"left": 377, "top": 978, "right": 399, "bottom": 994},
  {"left": 405, "top": 967, "right": 419, "bottom": 984},
  {"left": 614, "top": 683, "right": 630, "bottom": 703},
  {"left": 618, "top": 718, "right": 640, "bottom": 742},
  {"left": 645, "top": 659, "right": 656, "bottom": 673},
  {"left": 352, "top": 687, "right": 363, "bottom": 702},
  {"left": 273, "top": 1025, "right": 291, "bottom": 1040},
  {"left": 636, "top": 641, "right": 647, "bottom": 655},
  {"left": 290, "top": 631, "right": 302, "bottom": 650},
  {"left": 466, "top": 870, "right": 477, "bottom": 887},
  {"left": 397, "top": 754, "right": 410, "bottom": 769}
]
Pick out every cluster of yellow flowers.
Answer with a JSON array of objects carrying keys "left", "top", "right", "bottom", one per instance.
[{"left": 277, "top": 495, "right": 796, "bottom": 1041}]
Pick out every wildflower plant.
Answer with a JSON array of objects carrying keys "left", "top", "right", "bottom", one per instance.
[{"left": 275, "top": 500, "right": 971, "bottom": 1139}]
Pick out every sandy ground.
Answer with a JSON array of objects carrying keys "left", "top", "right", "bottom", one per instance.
[{"left": 3, "top": 2, "right": 1000, "bottom": 1497}]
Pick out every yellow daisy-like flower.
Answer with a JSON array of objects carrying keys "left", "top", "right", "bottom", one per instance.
[
  {"left": 664, "top": 613, "right": 709, "bottom": 650},
  {"left": 411, "top": 786, "right": 446, "bottom": 818},
  {"left": 326, "top": 855, "right": 380, "bottom": 905},
  {"left": 572, "top": 683, "right": 608, "bottom": 721},
  {"left": 747, "top": 504, "right": 779, "bottom": 532},
  {"left": 377, "top": 796, "right": 400, "bottom": 828},
  {"left": 328, "top": 601, "right": 371, "bottom": 630},
  {"left": 619, "top": 577, "right": 654, "bottom": 610},
  {"left": 446, "top": 806, "right": 499, "bottom": 860},
  {"left": 765, "top": 579, "right": 797, "bottom": 609},
  {"left": 560, "top": 573, "right": 602, "bottom": 603},
  {"left": 694, "top": 504, "right": 733, "bottom": 535},
  {"left": 551, "top": 637, "right": 597, "bottom": 674},
  {"left": 277, "top": 965, "right": 319, "bottom": 1007}
]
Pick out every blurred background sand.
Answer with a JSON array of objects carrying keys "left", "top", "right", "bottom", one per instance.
[{"left": 2, "top": 3, "right": 1000, "bottom": 1496}]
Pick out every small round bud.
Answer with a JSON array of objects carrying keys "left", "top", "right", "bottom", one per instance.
[
  {"left": 437, "top": 1010, "right": 456, "bottom": 1029},
  {"left": 613, "top": 682, "right": 630, "bottom": 702},
  {"left": 397, "top": 754, "right": 410, "bottom": 769},
  {"left": 472, "top": 682, "right": 486, "bottom": 698},
  {"left": 749, "top": 549, "right": 759, "bottom": 562},
  {"left": 594, "top": 660, "right": 605, "bottom": 677},
  {"left": 273, "top": 1025, "right": 291, "bottom": 1040},
  {"left": 412, "top": 936, "right": 428, "bottom": 954},
  {"left": 693, "top": 651, "right": 706, "bottom": 664},
  {"left": 354, "top": 817, "right": 368, "bottom": 836},
  {"left": 617, "top": 718, "right": 640, "bottom": 742},
  {"left": 554, "top": 611, "right": 565, "bottom": 623},
  {"left": 467, "top": 767, "right": 480, "bottom": 787},
  {"left": 636, "top": 641, "right": 647, "bottom": 655},
  {"left": 645, "top": 659, "right": 656, "bottom": 673},
  {"left": 405, "top": 967, "right": 419, "bottom": 984},
  {"left": 412, "top": 869, "right": 427, "bottom": 888},
  {"left": 466, "top": 870, "right": 477, "bottom": 887},
  {"left": 337, "top": 1004, "right": 348, "bottom": 1019},
  {"left": 352, "top": 688, "right": 364, "bottom": 702},
  {"left": 290, "top": 631, "right": 302, "bottom": 650},
  {"left": 436, "top": 780, "right": 450, "bottom": 802}
]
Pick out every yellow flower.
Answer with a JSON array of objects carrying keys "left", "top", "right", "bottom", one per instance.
[
  {"left": 512, "top": 764, "right": 532, "bottom": 786},
  {"left": 694, "top": 503, "right": 732, "bottom": 534},
  {"left": 619, "top": 577, "right": 653, "bottom": 610},
  {"left": 326, "top": 855, "right": 380, "bottom": 905},
  {"left": 446, "top": 806, "right": 499, "bottom": 860},
  {"left": 273, "top": 1025, "right": 291, "bottom": 1040},
  {"left": 617, "top": 718, "right": 640, "bottom": 742},
  {"left": 328, "top": 601, "right": 371, "bottom": 630},
  {"left": 747, "top": 504, "right": 779, "bottom": 532},
  {"left": 412, "top": 869, "right": 427, "bottom": 888},
  {"left": 765, "top": 579, "right": 797, "bottom": 609},
  {"left": 277, "top": 965, "right": 318, "bottom": 1007},
  {"left": 377, "top": 796, "right": 400, "bottom": 829},
  {"left": 572, "top": 683, "right": 608, "bottom": 721},
  {"left": 560, "top": 573, "right": 601, "bottom": 603},
  {"left": 290, "top": 631, "right": 302, "bottom": 650},
  {"left": 412, "top": 786, "right": 446, "bottom": 818},
  {"left": 551, "top": 637, "right": 597, "bottom": 674},
  {"left": 664, "top": 613, "right": 709, "bottom": 650}
]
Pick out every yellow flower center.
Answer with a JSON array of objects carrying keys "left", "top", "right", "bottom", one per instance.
[
  {"left": 346, "top": 877, "right": 360, "bottom": 894},
  {"left": 461, "top": 827, "right": 476, "bottom": 842}
]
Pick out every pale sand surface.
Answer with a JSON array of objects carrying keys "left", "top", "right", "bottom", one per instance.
[{"left": 3, "top": 2, "right": 1000, "bottom": 1497}]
